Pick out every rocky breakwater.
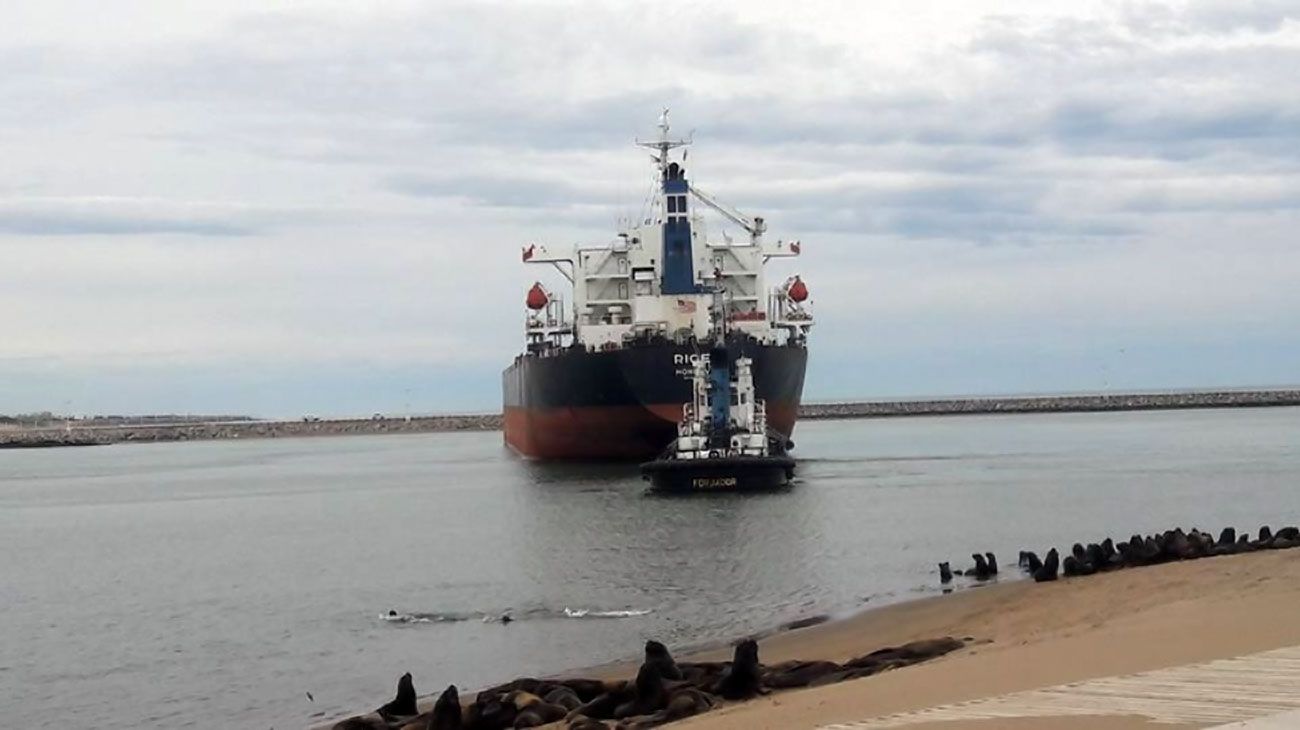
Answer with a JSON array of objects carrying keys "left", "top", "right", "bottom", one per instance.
[
  {"left": 0, "top": 415, "right": 502, "bottom": 447},
  {"left": 800, "top": 388, "right": 1300, "bottom": 420},
  {"left": 0, "top": 432, "right": 104, "bottom": 448}
]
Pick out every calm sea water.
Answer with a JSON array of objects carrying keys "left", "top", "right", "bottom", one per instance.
[{"left": 3, "top": 408, "right": 1299, "bottom": 729}]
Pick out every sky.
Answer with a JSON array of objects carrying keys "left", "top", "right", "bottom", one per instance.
[{"left": 1, "top": 0, "right": 1298, "bottom": 417}]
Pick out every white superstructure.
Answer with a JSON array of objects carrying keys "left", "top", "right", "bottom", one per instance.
[{"left": 521, "top": 112, "right": 813, "bottom": 353}]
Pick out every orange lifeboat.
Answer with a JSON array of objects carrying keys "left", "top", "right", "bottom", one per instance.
[
  {"left": 787, "top": 276, "right": 808, "bottom": 303},
  {"left": 526, "top": 282, "right": 549, "bottom": 310}
]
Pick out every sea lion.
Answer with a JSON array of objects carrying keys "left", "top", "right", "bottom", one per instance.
[
  {"left": 477, "top": 678, "right": 544, "bottom": 704},
  {"left": 558, "top": 679, "right": 609, "bottom": 703},
  {"left": 840, "top": 637, "right": 965, "bottom": 679},
  {"left": 847, "top": 637, "right": 964, "bottom": 669},
  {"left": 1033, "top": 548, "right": 1059, "bottom": 582},
  {"left": 544, "top": 687, "right": 582, "bottom": 712},
  {"left": 622, "top": 688, "right": 717, "bottom": 727},
  {"left": 1116, "top": 540, "right": 1132, "bottom": 564},
  {"left": 713, "top": 639, "right": 764, "bottom": 700},
  {"left": 429, "top": 684, "right": 462, "bottom": 730},
  {"left": 1272, "top": 527, "right": 1300, "bottom": 549},
  {"left": 659, "top": 687, "right": 715, "bottom": 721},
  {"left": 1187, "top": 530, "right": 1213, "bottom": 556},
  {"left": 1144, "top": 536, "right": 1163, "bottom": 563},
  {"left": 938, "top": 562, "right": 953, "bottom": 584},
  {"left": 1108, "top": 540, "right": 1126, "bottom": 568},
  {"left": 1085, "top": 543, "right": 1107, "bottom": 571},
  {"left": 782, "top": 614, "right": 831, "bottom": 631},
  {"left": 509, "top": 691, "right": 567, "bottom": 728},
  {"left": 332, "top": 718, "right": 386, "bottom": 730},
  {"left": 378, "top": 672, "right": 419, "bottom": 721},
  {"left": 1125, "top": 535, "right": 1144, "bottom": 563},
  {"left": 1020, "top": 551, "right": 1043, "bottom": 575},
  {"left": 1165, "top": 530, "right": 1193, "bottom": 561},
  {"left": 1210, "top": 528, "right": 1240, "bottom": 555},
  {"left": 1071, "top": 543, "right": 1087, "bottom": 564},
  {"left": 566, "top": 719, "right": 610, "bottom": 730},
  {"left": 1247, "top": 526, "right": 1275, "bottom": 550},
  {"left": 1062, "top": 555, "right": 1081, "bottom": 577},
  {"left": 984, "top": 552, "right": 998, "bottom": 575},
  {"left": 569, "top": 682, "right": 633, "bottom": 721},
  {"left": 676, "top": 661, "right": 727, "bottom": 687},
  {"left": 644, "top": 640, "right": 683, "bottom": 681},
  {"left": 613, "top": 662, "right": 668, "bottom": 718},
  {"left": 967, "top": 553, "right": 993, "bottom": 580},
  {"left": 466, "top": 697, "right": 515, "bottom": 729},
  {"left": 763, "top": 659, "right": 845, "bottom": 688}
]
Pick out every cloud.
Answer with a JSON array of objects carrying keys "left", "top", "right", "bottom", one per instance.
[
  {"left": 1, "top": 0, "right": 1299, "bottom": 414},
  {"left": 382, "top": 174, "right": 609, "bottom": 209},
  {"left": 0, "top": 197, "right": 346, "bottom": 237}
]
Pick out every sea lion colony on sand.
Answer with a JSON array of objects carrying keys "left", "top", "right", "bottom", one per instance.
[
  {"left": 331, "top": 636, "right": 968, "bottom": 730},
  {"left": 942, "top": 524, "right": 1300, "bottom": 585}
]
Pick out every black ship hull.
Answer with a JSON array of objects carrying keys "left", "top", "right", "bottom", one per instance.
[{"left": 502, "top": 338, "right": 808, "bottom": 460}]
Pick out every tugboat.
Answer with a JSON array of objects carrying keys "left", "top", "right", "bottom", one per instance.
[{"left": 640, "top": 290, "right": 796, "bottom": 492}]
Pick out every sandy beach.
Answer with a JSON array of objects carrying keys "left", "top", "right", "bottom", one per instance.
[{"left": 674, "top": 547, "right": 1300, "bottom": 729}]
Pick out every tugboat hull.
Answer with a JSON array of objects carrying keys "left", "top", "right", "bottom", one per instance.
[{"left": 640, "top": 455, "right": 796, "bottom": 493}]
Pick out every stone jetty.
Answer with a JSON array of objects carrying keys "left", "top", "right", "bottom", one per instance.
[
  {"left": 799, "top": 388, "right": 1300, "bottom": 420},
  {"left": 3, "top": 389, "right": 1296, "bottom": 448},
  {"left": 0, "top": 414, "right": 502, "bottom": 448}
]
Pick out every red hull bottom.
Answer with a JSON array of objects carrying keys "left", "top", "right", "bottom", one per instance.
[{"left": 503, "top": 404, "right": 798, "bottom": 461}]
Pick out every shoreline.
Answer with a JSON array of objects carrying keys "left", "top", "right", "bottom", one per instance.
[
  {"left": 310, "top": 581, "right": 996, "bottom": 729},
  {"left": 317, "top": 546, "right": 1300, "bottom": 729},
  {"left": 6, "top": 388, "right": 1299, "bottom": 448}
]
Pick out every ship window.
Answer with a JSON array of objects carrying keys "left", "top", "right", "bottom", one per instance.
[
  {"left": 676, "top": 195, "right": 687, "bottom": 210},
  {"left": 666, "top": 196, "right": 679, "bottom": 213},
  {"left": 618, "top": 282, "right": 628, "bottom": 299}
]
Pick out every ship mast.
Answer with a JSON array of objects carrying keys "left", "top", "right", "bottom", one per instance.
[{"left": 636, "top": 108, "right": 691, "bottom": 177}]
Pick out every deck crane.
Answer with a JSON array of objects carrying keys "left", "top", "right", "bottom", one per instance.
[{"left": 688, "top": 184, "right": 767, "bottom": 245}]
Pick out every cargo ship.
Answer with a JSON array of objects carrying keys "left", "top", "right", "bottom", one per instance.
[{"left": 502, "top": 112, "right": 813, "bottom": 460}]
